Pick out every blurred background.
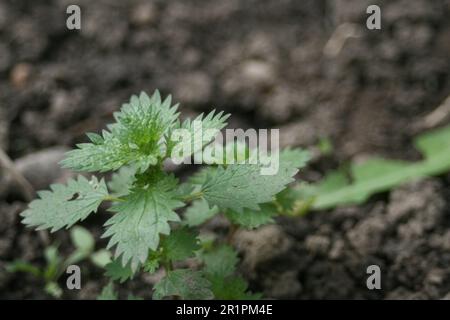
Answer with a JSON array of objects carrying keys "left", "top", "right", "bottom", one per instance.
[{"left": 1, "top": 0, "right": 450, "bottom": 299}]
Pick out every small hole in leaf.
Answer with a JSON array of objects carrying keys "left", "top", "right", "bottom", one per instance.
[{"left": 68, "top": 192, "right": 80, "bottom": 201}]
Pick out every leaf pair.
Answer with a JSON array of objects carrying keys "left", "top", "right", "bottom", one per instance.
[
  {"left": 182, "top": 148, "right": 310, "bottom": 229},
  {"left": 61, "top": 91, "right": 179, "bottom": 173},
  {"left": 153, "top": 245, "right": 259, "bottom": 300},
  {"left": 105, "top": 228, "right": 200, "bottom": 282},
  {"left": 104, "top": 174, "right": 184, "bottom": 270}
]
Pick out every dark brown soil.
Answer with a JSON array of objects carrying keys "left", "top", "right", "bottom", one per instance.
[{"left": 1, "top": 0, "right": 450, "bottom": 299}]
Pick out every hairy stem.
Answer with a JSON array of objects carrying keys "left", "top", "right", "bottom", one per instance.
[
  {"left": 103, "top": 195, "right": 125, "bottom": 202},
  {"left": 162, "top": 258, "right": 173, "bottom": 274},
  {"left": 181, "top": 191, "right": 203, "bottom": 203}
]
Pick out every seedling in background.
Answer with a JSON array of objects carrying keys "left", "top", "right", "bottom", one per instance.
[
  {"left": 294, "top": 125, "right": 450, "bottom": 210},
  {"left": 20, "top": 90, "right": 310, "bottom": 299},
  {"left": 6, "top": 226, "right": 109, "bottom": 298}
]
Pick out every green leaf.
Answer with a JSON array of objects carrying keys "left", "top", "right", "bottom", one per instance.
[
  {"left": 277, "top": 148, "right": 311, "bottom": 168},
  {"left": 66, "top": 226, "right": 96, "bottom": 265},
  {"left": 351, "top": 158, "right": 407, "bottom": 182},
  {"left": 108, "top": 165, "right": 136, "bottom": 197},
  {"left": 45, "top": 282, "right": 63, "bottom": 298},
  {"left": 414, "top": 124, "right": 450, "bottom": 158},
  {"left": 97, "top": 282, "right": 118, "bottom": 300},
  {"left": 105, "top": 259, "right": 135, "bottom": 283},
  {"left": 169, "top": 110, "right": 230, "bottom": 160},
  {"left": 61, "top": 91, "right": 179, "bottom": 173},
  {"left": 6, "top": 261, "right": 41, "bottom": 277},
  {"left": 290, "top": 170, "right": 350, "bottom": 205},
  {"left": 86, "top": 132, "right": 103, "bottom": 144},
  {"left": 303, "top": 125, "right": 450, "bottom": 210},
  {"left": 317, "top": 137, "right": 333, "bottom": 156},
  {"left": 21, "top": 176, "right": 108, "bottom": 232},
  {"left": 153, "top": 269, "right": 213, "bottom": 300},
  {"left": 225, "top": 203, "right": 276, "bottom": 229},
  {"left": 274, "top": 185, "right": 314, "bottom": 216},
  {"left": 316, "top": 170, "right": 349, "bottom": 192},
  {"left": 90, "top": 250, "right": 112, "bottom": 268},
  {"left": 183, "top": 199, "right": 219, "bottom": 227},
  {"left": 201, "top": 165, "right": 272, "bottom": 213},
  {"left": 44, "top": 245, "right": 61, "bottom": 267},
  {"left": 202, "top": 149, "right": 309, "bottom": 212},
  {"left": 161, "top": 228, "right": 200, "bottom": 262},
  {"left": 43, "top": 245, "right": 62, "bottom": 281},
  {"left": 307, "top": 159, "right": 411, "bottom": 209},
  {"left": 201, "top": 246, "right": 259, "bottom": 300},
  {"left": 188, "top": 167, "right": 217, "bottom": 186},
  {"left": 176, "top": 182, "right": 196, "bottom": 199},
  {"left": 201, "top": 245, "right": 238, "bottom": 277},
  {"left": 208, "top": 275, "right": 261, "bottom": 300},
  {"left": 202, "top": 140, "right": 250, "bottom": 165},
  {"left": 143, "top": 252, "right": 160, "bottom": 274},
  {"left": 70, "top": 226, "right": 95, "bottom": 253},
  {"left": 102, "top": 174, "right": 183, "bottom": 270},
  {"left": 197, "top": 233, "right": 217, "bottom": 250}
]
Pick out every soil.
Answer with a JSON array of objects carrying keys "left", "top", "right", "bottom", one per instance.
[{"left": 1, "top": 0, "right": 450, "bottom": 299}]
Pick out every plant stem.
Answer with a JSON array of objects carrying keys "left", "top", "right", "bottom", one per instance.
[
  {"left": 162, "top": 258, "right": 173, "bottom": 274},
  {"left": 181, "top": 191, "right": 203, "bottom": 203},
  {"left": 103, "top": 195, "right": 125, "bottom": 202},
  {"left": 226, "top": 223, "right": 238, "bottom": 245}
]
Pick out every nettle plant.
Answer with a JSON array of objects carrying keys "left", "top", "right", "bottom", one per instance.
[{"left": 21, "top": 90, "right": 309, "bottom": 299}]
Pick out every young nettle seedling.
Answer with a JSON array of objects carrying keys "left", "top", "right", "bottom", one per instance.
[
  {"left": 7, "top": 226, "right": 110, "bottom": 298},
  {"left": 21, "top": 90, "right": 309, "bottom": 299}
]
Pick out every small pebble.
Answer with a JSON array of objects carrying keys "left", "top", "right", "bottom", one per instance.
[{"left": 10, "top": 63, "right": 32, "bottom": 89}]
